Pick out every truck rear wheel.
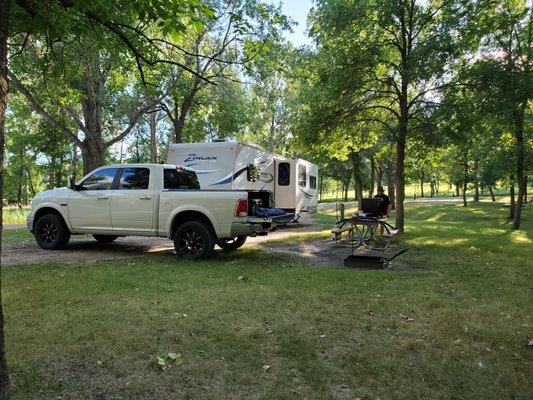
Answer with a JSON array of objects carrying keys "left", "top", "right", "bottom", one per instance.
[
  {"left": 34, "top": 214, "right": 71, "bottom": 250},
  {"left": 217, "top": 236, "right": 247, "bottom": 251},
  {"left": 93, "top": 235, "right": 118, "bottom": 244},
  {"left": 174, "top": 221, "right": 215, "bottom": 259}
]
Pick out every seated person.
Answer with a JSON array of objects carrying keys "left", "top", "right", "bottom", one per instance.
[{"left": 374, "top": 186, "right": 390, "bottom": 218}]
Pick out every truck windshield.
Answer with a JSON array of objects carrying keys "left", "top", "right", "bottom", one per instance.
[{"left": 164, "top": 169, "right": 200, "bottom": 190}]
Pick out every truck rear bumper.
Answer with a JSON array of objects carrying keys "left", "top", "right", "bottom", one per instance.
[{"left": 230, "top": 221, "right": 271, "bottom": 237}]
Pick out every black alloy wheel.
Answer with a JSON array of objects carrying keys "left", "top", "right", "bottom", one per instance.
[
  {"left": 174, "top": 221, "right": 215, "bottom": 259},
  {"left": 34, "top": 214, "right": 71, "bottom": 250}
]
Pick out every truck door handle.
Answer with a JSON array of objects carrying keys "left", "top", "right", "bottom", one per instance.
[
  {"left": 97, "top": 196, "right": 108, "bottom": 200},
  {"left": 139, "top": 196, "right": 151, "bottom": 200}
]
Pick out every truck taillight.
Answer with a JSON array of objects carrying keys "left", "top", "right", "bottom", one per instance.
[{"left": 235, "top": 198, "right": 248, "bottom": 217}]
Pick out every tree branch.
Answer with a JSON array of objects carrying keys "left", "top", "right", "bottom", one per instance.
[
  {"left": 104, "top": 95, "right": 165, "bottom": 147},
  {"left": 8, "top": 72, "right": 82, "bottom": 146}
]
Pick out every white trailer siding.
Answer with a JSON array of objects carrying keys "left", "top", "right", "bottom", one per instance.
[{"left": 167, "top": 142, "right": 318, "bottom": 213}]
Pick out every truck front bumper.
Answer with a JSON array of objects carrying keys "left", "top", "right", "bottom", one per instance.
[{"left": 27, "top": 214, "right": 34, "bottom": 233}]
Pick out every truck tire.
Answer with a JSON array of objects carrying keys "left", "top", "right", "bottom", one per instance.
[
  {"left": 174, "top": 221, "right": 215, "bottom": 259},
  {"left": 34, "top": 214, "right": 71, "bottom": 250},
  {"left": 93, "top": 235, "right": 118, "bottom": 244},
  {"left": 217, "top": 236, "right": 247, "bottom": 251}
]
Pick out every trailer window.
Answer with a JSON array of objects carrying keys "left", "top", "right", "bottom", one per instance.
[
  {"left": 278, "top": 162, "right": 290, "bottom": 186},
  {"left": 310, "top": 175, "right": 317, "bottom": 189},
  {"left": 119, "top": 168, "right": 150, "bottom": 190},
  {"left": 164, "top": 169, "right": 200, "bottom": 190},
  {"left": 298, "top": 165, "right": 307, "bottom": 187}
]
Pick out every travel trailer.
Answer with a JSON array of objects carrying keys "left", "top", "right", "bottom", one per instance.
[{"left": 167, "top": 141, "right": 318, "bottom": 214}]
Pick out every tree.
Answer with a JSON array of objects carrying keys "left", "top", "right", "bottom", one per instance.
[
  {"left": 157, "top": 0, "right": 289, "bottom": 143},
  {"left": 469, "top": 1, "right": 532, "bottom": 228},
  {"left": 9, "top": 38, "right": 163, "bottom": 174},
  {"left": 0, "top": 0, "right": 10, "bottom": 395},
  {"left": 307, "top": 0, "right": 477, "bottom": 231}
]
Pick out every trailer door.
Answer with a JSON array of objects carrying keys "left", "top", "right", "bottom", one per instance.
[{"left": 274, "top": 160, "right": 296, "bottom": 210}]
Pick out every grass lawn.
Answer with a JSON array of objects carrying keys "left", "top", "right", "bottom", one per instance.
[{"left": 2, "top": 202, "right": 532, "bottom": 399}]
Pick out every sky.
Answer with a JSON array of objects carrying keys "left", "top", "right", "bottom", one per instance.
[{"left": 277, "top": 0, "right": 314, "bottom": 47}]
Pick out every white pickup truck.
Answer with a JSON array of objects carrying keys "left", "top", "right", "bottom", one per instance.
[{"left": 27, "top": 164, "right": 287, "bottom": 258}]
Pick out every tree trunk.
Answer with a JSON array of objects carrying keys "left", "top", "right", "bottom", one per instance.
[
  {"left": 488, "top": 185, "right": 496, "bottom": 202},
  {"left": 80, "top": 139, "right": 104, "bottom": 176},
  {"left": 385, "top": 162, "right": 395, "bottom": 210},
  {"left": 16, "top": 150, "right": 23, "bottom": 205},
  {"left": 395, "top": 137, "right": 406, "bottom": 231},
  {"left": 376, "top": 165, "right": 383, "bottom": 188},
  {"left": 80, "top": 53, "right": 106, "bottom": 175},
  {"left": 268, "top": 111, "right": 276, "bottom": 152},
  {"left": 462, "top": 155, "right": 468, "bottom": 207},
  {"left": 455, "top": 184, "right": 460, "bottom": 197},
  {"left": 149, "top": 111, "right": 158, "bottom": 163},
  {"left": 56, "top": 156, "right": 64, "bottom": 188},
  {"left": 524, "top": 176, "right": 528, "bottom": 203},
  {"left": 355, "top": 177, "right": 363, "bottom": 209},
  {"left": 174, "top": 90, "right": 197, "bottom": 143},
  {"left": 420, "top": 171, "right": 424, "bottom": 197},
  {"left": 0, "top": 0, "right": 12, "bottom": 395},
  {"left": 369, "top": 156, "right": 375, "bottom": 197},
  {"left": 473, "top": 159, "right": 479, "bottom": 202},
  {"left": 512, "top": 112, "right": 525, "bottom": 229},
  {"left": 24, "top": 165, "right": 35, "bottom": 198},
  {"left": 343, "top": 184, "right": 348, "bottom": 202},
  {"left": 509, "top": 175, "right": 515, "bottom": 220},
  {"left": 48, "top": 156, "right": 56, "bottom": 190},
  {"left": 70, "top": 141, "right": 78, "bottom": 181}
]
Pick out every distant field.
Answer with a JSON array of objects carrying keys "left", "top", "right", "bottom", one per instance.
[
  {"left": 2, "top": 205, "right": 30, "bottom": 225},
  {"left": 319, "top": 183, "right": 533, "bottom": 203}
]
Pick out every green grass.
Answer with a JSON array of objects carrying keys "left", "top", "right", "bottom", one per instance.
[
  {"left": 2, "top": 206, "right": 30, "bottom": 225},
  {"left": 3, "top": 202, "right": 532, "bottom": 399},
  {"left": 2, "top": 229, "right": 32, "bottom": 244}
]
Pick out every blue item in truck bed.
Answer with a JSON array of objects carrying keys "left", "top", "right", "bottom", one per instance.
[{"left": 256, "top": 207, "right": 287, "bottom": 217}]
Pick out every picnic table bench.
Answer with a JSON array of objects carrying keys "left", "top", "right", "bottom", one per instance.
[{"left": 331, "top": 213, "right": 399, "bottom": 251}]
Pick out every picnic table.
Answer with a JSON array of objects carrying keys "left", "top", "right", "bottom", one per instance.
[{"left": 331, "top": 213, "right": 399, "bottom": 251}]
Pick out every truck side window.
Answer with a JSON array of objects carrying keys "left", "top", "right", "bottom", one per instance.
[
  {"left": 81, "top": 168, "right": 117, "bottom": 190},
  {"left": 119, "top": 168, "right": 150, "bottom": 190},
  {"left": 278, "top": 162, "right": 290, "bottom": 186},
  {"left": 298, "top": 165, "right": 307, "bottom": 187},
  {"left": 310, "top": 175, "right": 317, "bottom": 189},
  {"left": 164, "top": 169, "right": 200, "bottom": 190}
]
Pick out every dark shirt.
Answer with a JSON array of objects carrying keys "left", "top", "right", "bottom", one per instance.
[{"left": 374, "top": 193, "right": 390, "bottom": 216}]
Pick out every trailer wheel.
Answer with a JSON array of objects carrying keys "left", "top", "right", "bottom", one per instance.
[
  {"left": 34, "top": 214, "right": 70, "bottom": 250},
  {"left": 174, "top": 221, "right": 215, "bottom": 259},
  {"left": 217, "top": 236, "right": 247, "bottom": 251},
  {"left": 93, "top": 235, "right": 118, "bottom": 244}
]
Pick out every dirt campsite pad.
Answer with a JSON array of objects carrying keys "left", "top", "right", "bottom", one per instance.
[{"left": 2, "top": 214, "right": 326, "bottom": 267}]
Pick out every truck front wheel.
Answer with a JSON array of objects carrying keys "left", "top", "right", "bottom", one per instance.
[
  {"left": 217, "top": 236, "right": 247, "bottom": 251},
  {"left": 34, "top": 214, "right": 71, "bottom": 250},
  {"left": 174, "top": 221, "right": 215, "bottom": 259}
]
